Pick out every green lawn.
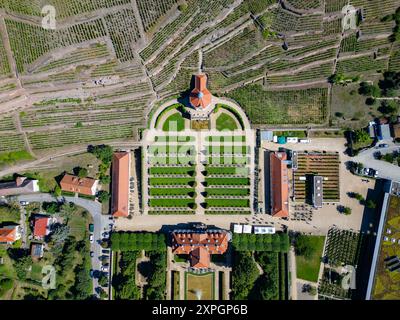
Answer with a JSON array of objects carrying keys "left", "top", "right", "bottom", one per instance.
[
  {"left": 205, "top": 188, "right": 249, "bottom": 196},
  {"left": 0, "top": 150, "right": 33, "bottom": 167},
  {"left": 149, "top": 198, "right": 195, "bottom": 207},
  {"left": 205, "top": 166, "right": 249, "bottom": 175},
  {"left": 206, "top": 199, "right": 249, "bottom": 207},
  {"left": 162, "top": 112, "right": 185, "bottom": 131},
  {"left": 149, "top": 177, "right": 194, "bottom": 186},
  {"left": 0, "top": 205, "right": 20, "bottom": 223},
  {"left": 205, "top": 177, "right": 249, "bottom": 186},
  {"left": 296, "top": 236, "right": 325, "bottom": 282},
  {"left": 149, "top": 188, "right": 195, "bottom": 196},
  {"left": 216, "top": 113, "right": 238, "bottom": 131}
]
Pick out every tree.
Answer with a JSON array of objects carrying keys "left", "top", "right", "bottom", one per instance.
[
  {"left": 232, "top": 252, "right": 259, "bottom": 299},
  {"left": 50, "top": 224, "right": 70, "bottom": 245},
  {"left": 178, "top": 2, "right": 188, "bottom": 12},
  {"left": 73, "top": 167, "right": 88, "bottom": 178},
  {"left": 353, "top": 129, "right": 372, "bottom": 146},
  {"left": 294, "top": 235, "right": 313, "bottom": 258},
  {"left": 0, "top": 279, "right": 13, "bottom": 297},
  {"left": 100, "top": 175, "right": 110, "bottom": 185},
  {"left": 366, "top": 199, "right": 376, "bottom": 209},
  {"left": 42, "top": 202, "right": 60, "bottom": 214},
  {"left": 97, "top": 191, "right": 110, "bottom": 204},
  {"left": 98, "top": 274, "right": 108, "bottom": 287},
  {"left": 88, "top": 145, "right": 113, "bottom": 165},
  {"left": 343, "top": 207, "right": 352, "bottom": 215},
  {"left": 99, "top": 288, "right": 108, "bottom": 299},
  {"left": 54, "top": 185, "right": 62, "bottom": 197},
  {"left": 358, "top": 82, "right": 381, "bottom": 97},
  {"left": 378, "top": 100, "right": 399, "bottom": 115}
]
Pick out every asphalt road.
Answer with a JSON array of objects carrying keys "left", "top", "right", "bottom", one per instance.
[
  {"left": 16, "top": 193, "right": 112, "bottom": 299},
  {"left": 352, "top": 141, "right": 400, "bottom": 181}
]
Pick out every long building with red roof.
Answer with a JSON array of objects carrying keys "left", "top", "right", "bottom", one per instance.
[
  {"left": 171, "top": 229, "right": 230, "bottom": 268},
  {"left": 189, "top": 74, "right": 212, "bottom": 109},
  {"left": 270, "top": 151, "right": 289, "bottom": 217},
  {"left": 111, "top": 152, "right": 131, "bottom": 217}
]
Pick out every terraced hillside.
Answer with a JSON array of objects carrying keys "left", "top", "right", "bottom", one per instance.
[{"left": 0, "top": 0, "right": 399, "bottom": 161}]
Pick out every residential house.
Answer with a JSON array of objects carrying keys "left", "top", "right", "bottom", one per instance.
[
  {"left": 0, "top": 225, "right": 21, "bottom": 244},
  {"left": 60, "top": 174, "right": 98, "bottom": 196},
  {"left": 0, "top": 177, "right": 39, "bottom": 197},
  {"left": 33, "top": 215, "right": 51, "bottom": 239}
]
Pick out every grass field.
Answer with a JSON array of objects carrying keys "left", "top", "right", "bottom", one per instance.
[
  {"left": 162, "top": 112, "right": 185, "bottom": 131},
  {"left": 216, "top": 112, "right": 238, "bottom": 131},
  {"left": 296, "top": 236, "right": 325, "bottom": 282},
  {"left": 185, "top": 272, "right": 215, "bottom": 300}
]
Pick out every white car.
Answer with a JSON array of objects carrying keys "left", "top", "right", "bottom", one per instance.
[
  {"left": 101, "top": 266, "right": 109, "bottom": 273},
  {"left": 89, "top": 234, "right": 94, "bottom": 243},
  {"left": 20, "top": 201, "right": 29, "bottom": 206}
]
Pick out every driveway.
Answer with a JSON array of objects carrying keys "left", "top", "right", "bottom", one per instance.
[
  {"left": 16, "top": 193, "right": 112, "bottom": 299},
  {"left": 352, "top": 141, "right": 400, "bottom": 181}
]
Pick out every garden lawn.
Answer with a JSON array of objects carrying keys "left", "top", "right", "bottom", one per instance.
[
  {"left": 206, "top": 199, "right": 249, "bottom": 207},
  {"left": 162, "top": 112, "right": 185, "bottom": 132},
  {"left": 206, "top": 188, "right": 249, "bottom": 196},
  {"left": 216, "top": 113, "right": 238, "bottom": 131},
  {"left": 149, "top": 199, "right": 195, "bottom": 207},
  {"left": 205, "top": 177, "right": 249, "bottom": 186},
  {"left": 149, "top": 177, "right": 194, "bottom": 186},
  {"left": 296, "top": 236, "right": 325, "bottom": 282}
]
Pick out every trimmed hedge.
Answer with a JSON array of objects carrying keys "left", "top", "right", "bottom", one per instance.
[
  {"left": 232, "top": 233, "right": 289, "bottom": 252},
  {"left": 111, "top": 232, "right": 166, "bottom": 251}
]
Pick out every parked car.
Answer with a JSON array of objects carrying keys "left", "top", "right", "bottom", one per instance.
[
  {"left": 102, "top": 249, "right": 110, "bottom": 255},
  {"left": 378, "top": 143, "right": 389, "bottom": 148},
  {"left": 90, "top": 251, "right": 94, "bottom": 257},
  {"left": 89, "top": 269, "right": 94, "bottom": 278},
  {"left": 101, "top": 266, "right": 109, "bottom": 273},
  {"left": 89, "top": 234, "right": 94, "bottom": 243},
  {"left": 89, "top": 224, "right": 94, "bottom": 232},
  {"left": 102, "top": 232, "right": 109, "bottom": 238},
  {"left": 20, "top": 201, "right": 29, "bottom": 206}
]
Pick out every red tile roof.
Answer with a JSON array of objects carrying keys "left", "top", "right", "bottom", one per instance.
[
  {"left": 60, "top": 174, "right": 97, "bottom": 196},
  {"left": 270, "top": 152, "right": 289, "bottom": 217},
  {"left": 0, "top": 226, "right": 17, "bottom": 243},
  {"left": 191, "top": 247, "right": 210, "bottom": 269},
  {"left": 34, "top": 216, "right": 49, "bottom": 238},
  {"left": 190, "top": 74, "right": 212, "bottom": 109},
  {"left": 111, "top": 152, "right": 130, "bottom": 217},
  {"left": 171, "top": 230, "right": 229, "bottom": 268}
]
